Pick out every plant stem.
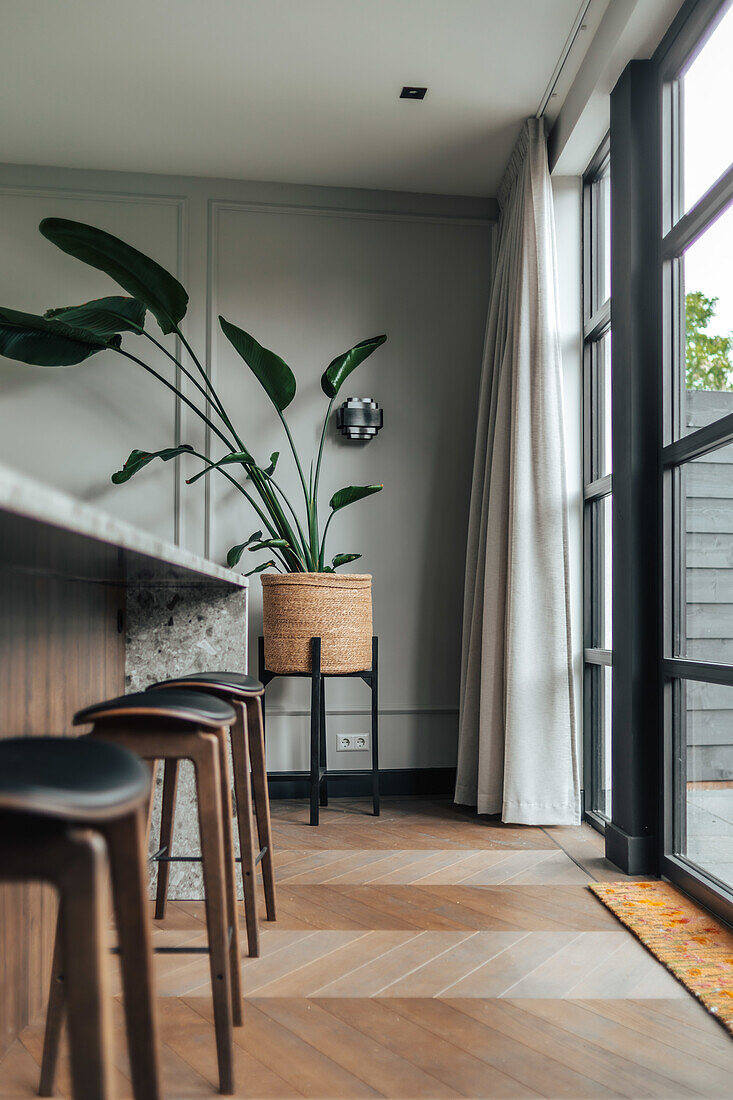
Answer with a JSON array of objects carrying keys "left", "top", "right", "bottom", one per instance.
[
  {"left": 312, "top": 396, "right": 335, "bottom": 562},
  {"left": 176, "top": 328, "right": 248, "bottom": 452},
  {"left": 319, "top": 510, "right": 335, "bottom": 569},
  {"left": 314, "top": 397, "right": 334, "bottom": 502},
  {"left": 207, "top": 461, "right": 299, "bottom": 572},
  {"left": 116, "top": 349, "right": 237, "bottom": 453},
  {"left": 277, "top": 410, "right": 310, "bottom": 506},
  {"left": 139, "top": 330, "right": 230, "bottom": 428},
  {"left": 247, "top": 466, "right": 310, "bottom": 571},
  {"left": 116, "top": 349, "right": 309, "bottom": 573},
  {"left": 263, "top": 472, "right": 313, "bottom": 567},
  {"left": 185, "top": 451, "right": 309, "bottom": 570},
  {"left": 276, "top": 409, "right": 320, "bottom": 569}
]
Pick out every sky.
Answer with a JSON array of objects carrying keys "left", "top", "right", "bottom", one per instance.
[{"left": 682, "top": 3, "right": 733, "bottom": 336}]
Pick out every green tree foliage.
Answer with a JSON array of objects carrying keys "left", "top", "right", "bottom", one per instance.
[{"left": 686, "top": 290, "right": 733, "bottom": 390}]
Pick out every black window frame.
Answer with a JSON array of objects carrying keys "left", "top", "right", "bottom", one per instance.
[
  {"left": 657, "top": 0, "right": 733, "bottom": 923},
  {"left": 583, "top": 135, "right": 613, "bottom": 831}
]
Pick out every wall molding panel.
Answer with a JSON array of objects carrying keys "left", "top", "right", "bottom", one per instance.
[{"left": 0, "top": 160, "right": 495, "bottom": 771}]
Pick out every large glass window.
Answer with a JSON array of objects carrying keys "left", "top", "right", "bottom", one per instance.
[
  {"left": 583, "top": 138, "right": 612, "bottom": 825},
  {"left": 682, "top": 4, "right": 733, "bottom": 212},
  {"left": 662, "top": 0, "right": 733, "bottom": 910}
]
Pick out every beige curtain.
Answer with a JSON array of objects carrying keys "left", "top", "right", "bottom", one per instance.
[{"left": 455, "top": 118, "right": 579, "bottom": 825}]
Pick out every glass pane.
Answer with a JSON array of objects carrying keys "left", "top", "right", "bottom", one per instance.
[
  {"left": 591, "top": 332, "right": 612, "bottom": 478},
  {"left": 677, "top": 677, "right": 733, "bottom": 889},
  {"left": 593, "top": 171, "right": 611, "bottom": 310},
  {"left": 676, "top": 439, "right": 733, "bottom": 662},
  {"left": 681, "top": 202, "right": 733, "bottom": 423},
  {"left": 581, "top": 660, "right": 611, "bottom": 818},
  {"left": 682, "top": 4, "right": 733, "bottom": 214},
  {"left": 589, "top": 494, "right": 613, "bottom": 649}
]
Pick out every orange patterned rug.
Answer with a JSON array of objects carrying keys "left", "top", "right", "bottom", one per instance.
[{"left": 590, "top": 880, "right": 733, "bottom": 1033}]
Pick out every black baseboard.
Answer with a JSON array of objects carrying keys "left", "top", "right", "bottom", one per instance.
[
  {"left": 267, "top": 767, "right": 456, "bottom": 801},
  {"left": 605, "top": 821, "right": 658, "bottom": 875}
]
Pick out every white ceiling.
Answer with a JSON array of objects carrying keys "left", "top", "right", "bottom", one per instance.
[{"left": 1, "top": 0, "right": 604, "bottom": 197}]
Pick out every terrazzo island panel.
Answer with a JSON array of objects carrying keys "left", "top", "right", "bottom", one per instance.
[{"left": 126, "top": 573, "right": 249, "bottom": 899}]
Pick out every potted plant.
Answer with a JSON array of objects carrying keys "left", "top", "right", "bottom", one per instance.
[{"left": 0, "top": 218, "right": 385, "bottom": 673}]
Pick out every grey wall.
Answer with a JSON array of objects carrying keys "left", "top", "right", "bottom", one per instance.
[{"left": 0, "top": 163, "right": 494, "bottom": 772}]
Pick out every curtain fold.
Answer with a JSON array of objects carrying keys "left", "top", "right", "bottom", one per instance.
[{"left": 455, "top": 117, "right": 579, "bottom": 825}]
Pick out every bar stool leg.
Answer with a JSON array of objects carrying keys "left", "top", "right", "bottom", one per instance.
[
  {"left": 40, "top": 809, "right": 162, "bottom": 1100},
  {"left": 245, "top": 695, "right": 277, "bottom": 922},
  {"left": 310, "top": 637, "right": 321, "bottom": 827},
  {"left": 39, "top": 915, "right": 64, "bottom": 1097},
  {"left": 154, "top": 758, "right": 179, "bottom": 921},
  {"left": 257, "top": 636, "right": 267, "bottom": 738},
  {"left": 103, "top": 807, "right": 162, "bottom": 1100},
  {"left": 191, "top": 732, "right": 234, "bottom": 1095},
  {"left": 60, "top": 828, "right": 115, "bottom": 1100},
  {"left": 211, "top": 727, "right": 245, "bottom": 1022},
  {"left": 144, "top": 760, "right": 159, "bottom": 849},
  {"left": 230, "top": 704, "right": 262, "bottom": 955}
]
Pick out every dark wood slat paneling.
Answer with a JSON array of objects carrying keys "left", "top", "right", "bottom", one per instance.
[{"left": 0, "top": 567, "right": 125, "bottom": 1057}]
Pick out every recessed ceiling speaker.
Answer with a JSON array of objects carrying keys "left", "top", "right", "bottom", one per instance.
[{"left": 336, "top": 397, "right": 383, "bottom": 441}]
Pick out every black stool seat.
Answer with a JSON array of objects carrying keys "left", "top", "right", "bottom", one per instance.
[
  {"left": 74, "top": 689, "right": 236, "bottom": 728},
  {"left": 0, "top": 736, "right": 150, "bottom": 822},
  {"left": 151, "top": 671, "right": 263, "bottom": 697}
]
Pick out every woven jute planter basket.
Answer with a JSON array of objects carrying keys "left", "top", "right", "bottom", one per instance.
[{"left": 261, "top": 573, "right": 372, "bottom": 674}]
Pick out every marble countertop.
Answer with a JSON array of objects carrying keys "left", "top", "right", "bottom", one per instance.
[{"left": 0, "top": 461, "right": 247, "bottom": 588}]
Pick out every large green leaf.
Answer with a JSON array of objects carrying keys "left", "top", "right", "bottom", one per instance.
[
  {"left": 45, "top": 296, "right": 146, "bottom": 338},
  {"left": 187, "top": 449, "right": 279, "bottom": 489},
  {"left": 262, "top": 451, "right": 279, "bottom": 477},
  {"left": 329, "top": 484, "right": 383, "bottom": 512},
  {"left": 0, "top": 306, "right": 121, "bottom": 366},
  {"left": 39, "top": 219, "right": 188, "bottom": 336},
  {"left": 219, "top": 317, "right": 296, "bottom": 412},
  {"left": 247, "top": 539, "right": 289, "bottom": 553},
  {"left": 331, "top": 553, "right": 362, "bottom": 569},
  {"left": 226, "top": 531, "right": 263, "bottom": 567},
  {"left": 321, "top": 334, "right": 386, "bottom": 398},
  {"left": 111, "top": 445, "right": 194, "bottom": 484},
  {"left": 186, "top": 450, "right": 254, "bottom": 486},
  {"left": 244, "top": 559, "right": 277, "bottom": 577}
]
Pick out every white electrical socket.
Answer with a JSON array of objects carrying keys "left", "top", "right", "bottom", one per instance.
[{"left": 336, "top": 734, "right": 370, "bottom": 751}]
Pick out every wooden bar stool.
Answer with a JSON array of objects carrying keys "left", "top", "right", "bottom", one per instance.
[
  {"left": 148, "top": 672, "right": 276, "bottom": 959},
  {"left": 70, "top": 689, "right": 239, "bottom": 1095},
  {"left": 0, "top": 736, "right": 160, "bottom": 1100}
]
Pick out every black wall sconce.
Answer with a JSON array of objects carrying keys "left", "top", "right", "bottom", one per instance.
[{"left": 336, "top": 397, "right": 383, "bottom": 441}]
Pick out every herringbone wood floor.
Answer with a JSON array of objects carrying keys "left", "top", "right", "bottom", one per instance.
[{"left": 3, "top": 797, "right": 733, "bottom": 1098}]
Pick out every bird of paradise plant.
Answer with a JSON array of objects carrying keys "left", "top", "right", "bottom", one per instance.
[{"left": 0, "top": 218, "right": 385, "bottom": 574}]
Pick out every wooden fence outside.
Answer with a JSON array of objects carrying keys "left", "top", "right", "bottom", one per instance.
[{"left": 686, "top": 390, "right": 733, "bottom": 781}]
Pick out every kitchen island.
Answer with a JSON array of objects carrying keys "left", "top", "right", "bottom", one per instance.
[{"left": 0, "top": 462, "right": 248, "bottom": 1057}]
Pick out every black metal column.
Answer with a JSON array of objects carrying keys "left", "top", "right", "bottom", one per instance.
[{"left": 607, "top": 59, "right": 662, "bottom": 874}]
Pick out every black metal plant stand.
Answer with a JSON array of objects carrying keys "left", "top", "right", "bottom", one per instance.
[{"left": 258, "top": 635, "right": 380, "bottom": 826}]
